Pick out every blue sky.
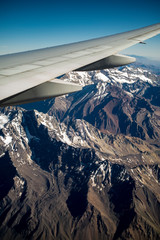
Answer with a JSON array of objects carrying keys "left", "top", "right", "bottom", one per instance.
[{"left": 0, "top": 0, "right": 160, "bottom": 60}]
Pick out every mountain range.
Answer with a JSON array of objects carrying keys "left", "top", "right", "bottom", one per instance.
[{"left": 0, "top": 59, "right": 160, "bottom": 240}]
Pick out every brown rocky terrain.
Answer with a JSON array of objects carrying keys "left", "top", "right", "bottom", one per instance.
[{"left": 0, "top": 65, "right": 160, "bottom": 239}]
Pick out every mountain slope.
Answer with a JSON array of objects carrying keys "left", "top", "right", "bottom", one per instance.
[{"left": 49, "top": 67, "right": 160, "bottom": 144}]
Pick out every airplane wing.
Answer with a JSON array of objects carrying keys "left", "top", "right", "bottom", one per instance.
[{"left": 0, "top": 23, "right": 160, "bottom": 106}]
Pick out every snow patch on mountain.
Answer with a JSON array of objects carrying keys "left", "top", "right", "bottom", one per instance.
[
  {"left": 94, "top": 72, "right": 110, "bottom": 82},
  {"left": 62, "top": 71, "right": 93, "bottom": 86},
  {"left": 1, "top": 133, "right": 12, "bottom": 146},
  {"left": 0, "top": 114, "right": 9, "bottom": 129},
  {"left": 61, "top": 66, "right": 159, "bottom": 89}
]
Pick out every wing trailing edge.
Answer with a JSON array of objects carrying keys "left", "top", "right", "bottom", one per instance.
[
  {"left": 75, "top": 54, "right": 136, "bottom": 71},
  {"left": 0, "top": 79, "right": 82, "bottom": 106}
]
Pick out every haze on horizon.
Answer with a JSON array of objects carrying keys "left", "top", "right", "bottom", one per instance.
[{"left": 0, "top": 0, "right": 160, "bottom": 61}]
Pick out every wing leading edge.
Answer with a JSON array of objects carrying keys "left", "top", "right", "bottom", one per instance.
[{"left": 0, "top": 23, "right": 160, "bottom": 106}]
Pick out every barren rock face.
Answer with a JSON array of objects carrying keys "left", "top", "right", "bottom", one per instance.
[{"left": 0, "top": 65, "right": 160, "bottom": 240}]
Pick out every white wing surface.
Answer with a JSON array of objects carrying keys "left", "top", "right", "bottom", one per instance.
[{"left": 0, "top": 23, "right": 160, "bottom": 106}]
